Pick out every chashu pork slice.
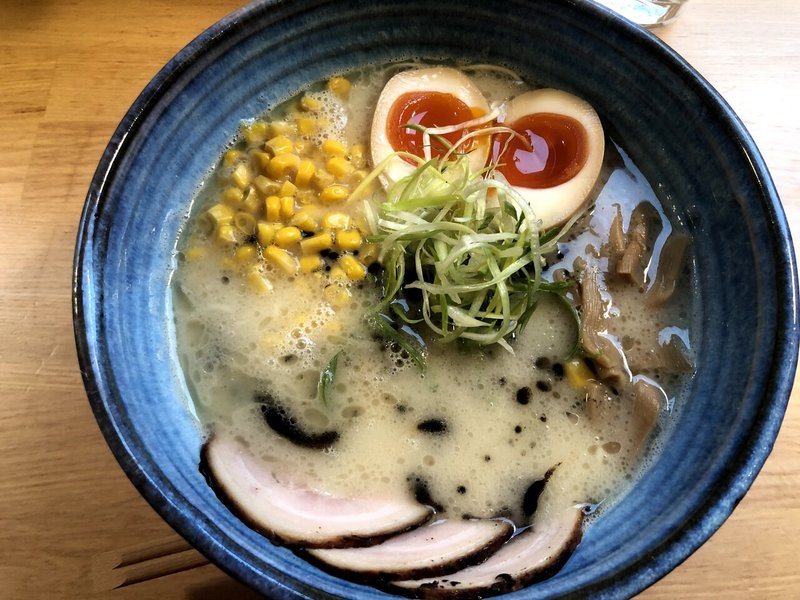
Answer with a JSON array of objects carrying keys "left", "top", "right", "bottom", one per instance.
[
  {"left": 390, "top": 506, "right": 583, "bottom": 598},
  {"left": 201, "top": 434, "right": 433, "bottom": 548},
  {"left": 307, "top": 518, "right": 513, "bottom": 581}
]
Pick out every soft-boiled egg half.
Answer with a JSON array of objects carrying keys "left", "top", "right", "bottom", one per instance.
[
  {"left": 370, "top": 67, "right": 492, "bottom": 186},
  {"left": 492, "top": 89, "right": 605, "bottom": 230}
]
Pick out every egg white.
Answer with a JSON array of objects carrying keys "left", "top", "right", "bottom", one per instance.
[
  {"left": 370, "top": 67, "right": 491, "bottom": 187},
  {"left": 498, "top": 88, "right": 605, "bottom": 230}
]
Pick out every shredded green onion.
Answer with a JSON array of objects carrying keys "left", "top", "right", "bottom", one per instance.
[
  {"left": 365, "top": 313, "right": 427, "bottom": 370},
  {"left": 317, "top": 352, "right": 340, "bottom": 408},
  {"left": 365, "top": 145, "right": 582, "bottom": 351}
]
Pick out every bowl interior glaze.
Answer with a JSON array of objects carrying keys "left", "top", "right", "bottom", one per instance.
[{"left": 74, "top": 0, "right": 798, "bottom": 598}]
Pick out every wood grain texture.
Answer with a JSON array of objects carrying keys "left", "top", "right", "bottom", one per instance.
[{"left": 0, "top": 1, "right": 796, "bottom": 598}]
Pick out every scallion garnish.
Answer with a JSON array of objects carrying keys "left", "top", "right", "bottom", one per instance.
[
  {"left": 317, "top": 351, "right": 340, "bottom": 408},
  {"left": 365, "top": 312, "right": 427, "bottom": 370},
  {"left": 365, "top": 145, "right": 583, "bottom": 351}
]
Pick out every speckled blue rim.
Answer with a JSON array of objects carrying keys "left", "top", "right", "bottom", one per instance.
[{"left": 74, "top": 0, "right": 799, "bottom": 598}]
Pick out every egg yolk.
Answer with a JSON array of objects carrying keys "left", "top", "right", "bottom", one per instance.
[
  {"left": 493, "top": 113, "right": 588, "bottom": 189},
  {"left": 387, "top": 92, "right": 477, "bottom": 160}
]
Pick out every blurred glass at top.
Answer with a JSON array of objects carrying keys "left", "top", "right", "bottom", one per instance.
[{"left": 593, "top": 0, "right": 688, "bottom": 28}]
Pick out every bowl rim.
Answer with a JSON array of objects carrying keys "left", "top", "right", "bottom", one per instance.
[{"left": 73, "top": 0, "right": 800, "bottom": 597}]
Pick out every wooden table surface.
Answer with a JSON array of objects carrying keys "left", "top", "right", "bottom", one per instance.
[{"left": 1, "top": 0, "right": 798, "bottom": 598}]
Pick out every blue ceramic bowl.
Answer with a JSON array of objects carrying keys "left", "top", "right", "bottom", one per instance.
[{"left": 73, "top": 0, "right": 799, "bottom": 597}]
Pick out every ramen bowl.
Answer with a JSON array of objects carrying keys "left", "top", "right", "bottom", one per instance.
[{"left": 73, "top": 0, "right": 799, "bottom": 597}]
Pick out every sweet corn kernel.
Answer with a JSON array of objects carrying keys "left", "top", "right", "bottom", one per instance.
[
  {"left": 266, "top": 135, "right": 294, "bottom": 155},
  {"left": 299, "top": 254, "right": 323, "bottom": 273},
  {"left": 241, "top": 188, "right": 261, "bottom": 214},
  {"left": 279, "top": 180, "right": 297, "bottom": 197},
  {"left": 292, "top": 275, "right": 316, "bottom": 297},
  {"left": 257, "top": 222, "right": 277, "bottom": 247},
  {"left": 197, "top": 215, "right": 214, "bottom": 236},
  {"left": 300, "top": 94, "right": 322, "bottom": 111},
  {"left": 244, "top": 121, "right": 270, "bottom": 145},
  {"left": 359, "top": 243, "right": 380, "bottom": 266},
  {"left": 350, "top": 144, "right": 365, "bottom": 168},
  {"left": 290, "top": 210, "right": 318, "bottom": 233},
  {"left": 247, "top": 267, "right": 273, "bottom": 294},
  {"left": 338, "top": 255, "right": 366, "bottom": 280},
  {"left": 267, "top": 153, "right": 300, "bottom": 180},
  {"left": 259, "top": 332, "right": 283, "bottom": 351},
  {"left": 321, "top": 212, "right": 351, "bottom": 230},
  {"left": 230, "top": 163, "right": 251, "bottom": 189},
  {"left": 223, "top": 149, "right": 241, "bottom": 166},
  {"left": 274, "top": 226, "right": 302, "bottom": 248},
  {"left": 222, "top": 187, "right": 244, "bottom": 207},
  {"left": 565, "top": 358, "right": 594, "bottom": 390},
  {"left": 294, "top": 140, "right": 312, "bottom": 155},
  {"left": 234, "top": 244, "right": 258, "bottom": 264},
  {"left": 280, "top": 196, "right": 295, "bottom": 220},
  {"left": 234, "top": 211, "right": 258, "bottom": 236},
  {"left": 265, "top": 195, "right": 281, "bottom": 221},
  {"left": 220, "top": 256, "right": 237, "bottom": 271},
  {"left": 312, "top": 169, "right": 334, "bottom": 191},
  {"left": 297, "top": 117, "right": 317, "bottom": 135},
  {"left": 299, "top": 232, "right": 333, "bottom": 254},
  {"left": 216, "top": 224, "right": 242, "bottom": 246},
  {"left": 322, "top": 139, "right": 347, "bottom": 156},
  {"left": 253, "top": 175, "right": 279, "bottom": 197},
  {"left": 327, "top": 156, "right": 353, "bottom": 179},
  {"left": 322, "top": 317, "right": 343, "bottom": 334},
  {"left": 269, "top": 120, "right": 295, "bottom": 136},
  {"left": 205, "top": 203, "right": 235, "bottom": 228},
  {"left": 296, "top": 190, "right": 317, "bottom": 206},
  {"left": 184, "top": 246, "right": 207, "bottom": 262},
  {"left": 320, "top": 184, "right": 349, "bottom": 204},
  {"left": 336, "top": 229, "right": 362, "bottom": 251},
  {"left": 351, "top": 169, "right": 368, "bottom": 185},
  {"left": 328, "top": 267, "right": 347, "bottom": 282},
  {"left": 264, "top": 245, "right": 297, "bottom": 275},
  {"left": 295, "top": 159, "right": 316, "bottom": 188},
  {"left": 324, "top": 282, "right": 351, "bottom": 307},
  {"left": 251, "top": 150, "right": 271, "bottom": 172},
  {"left": 327, "top": 77, "right": 351, "bottom": 98}
]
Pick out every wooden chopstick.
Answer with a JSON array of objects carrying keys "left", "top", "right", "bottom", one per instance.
[{"left": 91, "top": 535, "right": 210, "bottom": 591}]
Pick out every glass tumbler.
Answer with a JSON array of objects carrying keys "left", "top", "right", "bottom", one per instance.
[{"left": 592, "top": 0, "right": 689, "bottom": 28}]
